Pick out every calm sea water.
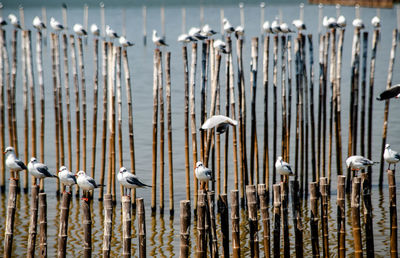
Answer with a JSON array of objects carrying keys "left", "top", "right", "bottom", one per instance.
[{"left": 0, "top": 2, "right": 400, "bottom": 256}]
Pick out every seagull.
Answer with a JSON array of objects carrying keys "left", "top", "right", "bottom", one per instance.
[
  {"left": 73, "top": 23, "right": 87, "bottom": 36},
  {"left": 4, "top": 146, "right": 27, "bottom": 178},
  {"left": 337, "top": 15, "right": 346, "bottom": 28},
  {"left": 201, "top": 115, "right": 237, "bottom": 134},
  {"left": 201, "top": 24, "right": 217, "bottom": 37},
  {"left": 50, "top": 17, "right": 64, "bottom": 31},
  {"left": 271, "top": 19, "right": 281, "bottom": 33},
  {"left": 118, "top": 167, "right": 151, "bottom": 196},
  {"left": 384, "top": 144, "right": 400, "bottom": 170},
  {"left": 58, "top": 166, "right": 77, "bottom": 192},
  {"left": 323, "top": 16, "right": 338, "bottom": 29},
  {"left": 90, "top": 24, "right": 100, "bottom": 36},
  {"left": 152, "top": 30, "right": 168, "bottom": 47},
  {"left": 33, "top": 16, "right": 46, "bottom": 30},
  {"left": 280, "top": 23, "right": 293, "bottom": 33},
  {"left": 177, "top": 33, "right": 195, "bottom": 43},
  {"left": 119, "top": 36, "right": 134, "bottom": 47},
  {"left": 352, "top": 18, "right": 365, "bottom": 29},
  {"left": 346, "top": 155, "right": 378, "bottom": 172},
  {"left": 376, "top": 84, "right": 400, "bottom": 101},
  {"left": 189, "top": 27, "right": 207, "bottom": 41},
  {"left": 0, "top": 17, "right": 7, "bottom": 27},
  {"left": 275, "top": 156, "right": 295, "bottom": 182},
  {"left": 234, "top": 25, "right": 244, "bottom": 39},
  {"left": 106, "top": 25, "right": 119, "bottom": 39},
  {"left": 223, "top": 18, "right": 235, "bottom": 34},
  {"left": 213, "top": 39, "right": 228, "bottom": 54},
  {"left": 76, "top": 170, "right": 104, "bottom": 201},
  {"left": 292, "top": 19, "right": 306, "bottom": 31},
  {"left": 263, "top": 21, "right": 273, "bottom": 33},
  {"left": 371, "top": 16, "right": 381, "bottom": 28},
  {"left": 8, "top": 14, "right": 21, "bottom": 29},
  {"left": 195, "top": 161, "right": 212, "bottom": 190},
  {"left": 27, "top": 157, "right": 58, "bottom": 181}
]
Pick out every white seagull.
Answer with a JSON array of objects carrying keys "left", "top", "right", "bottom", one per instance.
[
  {"left": 118, "top": 167, "right": 151, "bottom": 196},
  {"left": 337, "top": 15, "right": 346, "bottom": 28},
  {"left": 50, "top": 17, "right": 64, "bottom": 31},
  {"left": 177, "top": 33, "right": 195, "bottom": 43},
  {"left": 73, "top": 23, "right": 87, "bottom": 36},
  {"left": 0, "top": 17, "right": 7, "bottom": 27},
  {"left": 201, "top": 24, "right": 217, "bottom": 37},
  {"left": 371, "top": 16, "right": 381, "bottom": 28},
  {"left": 27, "top": 157, "right": 58, "bottom": 180},
  {"left": 323, "top": 16, "right": 338, "bottom": 29},
  {"left": 292, "top": 19, "right": 306, "bottom": 31},
  {"left": 8, "top": 14, "right": 21, "bottom": 29},
  {"left": 76, "top": 170, "right": 104, "bottom": 200},
  {"left": 346, "top": 155, "right": 377, "bottom": 171},
  {"left": 376, "top": 84, "right": 400, "bottom": 101},
  {"left": 90, "top": 24, "right": 100, "bottom": 36},
  {"left": 106, "top": 25, "right": 119, "bottom": 39},
  {"left": 152, "top": 30, "right": 168, "bottom": 47},
  {"left": 195, "top": 161, "right": 213, "bottom": 189},
  {"left": 275, "top": 156, "right": 295, "bottom": 182},
  {"left": 384, "top": 144, "right": 400, "bottom": 170},
  {"left": 263, "top": 21, "right": 273, "bottom": 33},
  {"left": 213, "top": 39, "right": 228, "bottom": 54},
  {"left": 352, "top": 18, "right": 365, "bottom": 29},
  {"left": 189, "top": 27, "right": 207, "bottom": 41},
  {"left": 280, "top": 23, "right": 293, "bottom": 33},
  {"left": 4, "top": 146, "right": 27, "bottom": 178},
  {"left": 33, "top": 16, "right": 46, "bottom": 30},
  {"left": 58, "top": 166, "right": 77, "bottom": 192},
  {"left": 201, "top": 115, "right": 237, "bottom": 133},
  {"left": 223, "top": 18, "right": 235, "bottom": 34},
  {"left": 234, "top": 25, "right": 245, "bottom": 39},
  {"left": 119, "top": 36, "right": 134, "bottom": 47},
  {"left": 271, "top": 19, "right": 281, "bottom": 33}
]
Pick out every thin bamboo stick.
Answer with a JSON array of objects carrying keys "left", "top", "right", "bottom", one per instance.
[
  {"left": 77, "top": 37, "right": 87, "bottom": 173},
  {"left": 291, "top": 180, "right": 303, "bottom": 257},
  {"left": 51, "top": 33, "right": 60, "bottom": 193},
  {"left": 320, "top": 177, "right": 329, "bottom": 257},
  {"left": 262, "top": 35, "right": 270, "bottom": 188},
  {"left": 3, "top": 179, "right": 18, "bottom": 258},
  {"left": 179, "top": 200, "right": 190, "bottom": 258},
  {"left": 110, "top": 45, "right": 117, "bottom": 202},
  {"left": 55, "top": 33, "right": 64, "bottom": 193},
  {"left": 360, "top": 32, "right": 368, "bottom": 157},
  {"left": 62, "top": 34, "right": 72, "bottom": 170},
  {"left": 258, "top": 184, "right": 270, "bottom": 257},
  {"left": 197, "top": 190, "right": 206, "bottom": 258},
  {"left": 102, "top": 194, "right": 113, "bottom": 256},
  {"left": 328, "top": 29, "right": 336, "bottom": 190},
  {"left": 322, "top": 33, "right": 330, "bottom": 181},
  {"left": 337, "top": 175, "right": 346, "bottom": 257},
  {"left": 273, "top": 184, "right": 281, "bottom": 257},
  {"left": 116, "top": 46, "right": 123, "bottom": 200},
  {"left": 200, "top": 41, "right": 208, "bottom": 162},
  {"left": 0, "top": 29, "right": 4, "bottom": 192},
  {"left": 157, "top": 49, "right": 165, "bottom": 214},
  {"left": 223, "top": 38, "right": 230, "bottom": 194},
  {"left": 287, "top": 35, "right": 293, "bottom": 161},
  {"left": 36, "top": 30, "right": 44, "bottom": 163},
  {"left": 317, "top": 35, "right": 324, "bottom": 183},
  {"left": 231, "top": 189, "right": 240, "bottom": 258},
  {"left": 207, "top": 191, "right": 218, "bottom": 257},
  {"left": 246, "top": 185, "right": 259, "bottom": 257},
  {"left": 219, "top": 193, "right": 229, "bottom": 257},
  {"left": 151, "top": 49, "right": 159, "bottom": 213},
  {"left": 165, "top": 52, "right": 174, "bottom": 215},
  {"left": 122, "top": 196, "right": 131, "bottom": 258},
  {"left": 361, "top": 172, "right": 374, "bottom": 257},
  {"left": 39, "top": 193, "right": 47, "bottom": 257},
  {"left": 5, "top": 30, "right": 13, "bottom": 166},
  {"left": 99, "top": 41, "right": 108, "bottom": 201},
  {"left": 27, "top": 185, "right": 39, "bottom": 257},
  {"left": 57, "top": 191, "right": 71, "bottom": 258},
  {"left": 388, "top": 170, "right": 398, "bottom": 257},
  {"left": 272, "top": 36, "right": 278, "bottom": 188},
  {"left": 310, "top": 182, "right": 320, "bottom": 257},
  {"left": 182, "top": 45, "right": 190, "bottom": 202},
  {"left": 280, "top": 36, "right": 287, "bottom": 161},
  {"left": 250, "top": 37, "right": 259, "bottom": 186},
  {"left": 281, "top": 181, "right": 290, "bottom": 258},
  {"left": 70, "top": 34, "right": 80, "bottom": 175},
  {"left": 308, "top": 34, "right": 317, "bottom": 182},
  {"left": 22, "top": 30, "right": 29, "bottom": 191},
  {"left": 138, "top": 198, "right": 146, "bottom": 257},
  {"left": 351, "top": 177, "right": 362, "bottom": 258},
  {"left": 11, "top": 30, "right": 19, "bottom": 158},
  {"left": 91, "top": 37, "right": 99, "bottom": 180},
  {"left": 81, "top": 198, "right": 91, "bottom": 258},
  {"left": 294, "top": 37, "right": 301, "bottom": 182}
]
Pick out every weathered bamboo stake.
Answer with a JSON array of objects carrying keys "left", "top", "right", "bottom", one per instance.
[
  {"left": 121, "top": 196, "right": 131, "bottom": 258},
  {"left": 55, "top": 33, "right": 64, "bottom": 193},
  {"left": 77, "top": 37, "right": 87, "bottom": 173},
  {"left": 262, "top": 35, "right": 270, "bottom": 187},
  {"left": 180, "top": 200, "right": 190, "bottom": 258},
  {"left": 231, "top": 189, "right": 240, "bottom": 258},
  {"left": 361, "top": 173, "right": 374, "bottom": 257},
  {"left": 21, "top": 31, "right": 29, "bottom": 191},
  {"left": 308, "top": 35, "right": 317, "bottom": 181},
  {"left": 110, "top": 46, "right": 117, "bottom": 202},
  {"left": 35, "top": 30, "right": 44, "bottom": 163},
  {"left": 250, "top": 37, "right": 259, "bottom": 185},
  {"left": 367, "top": 29, "right": 379, "bottom": 184},
  {"left": 272, "top": 184, "right": 281, "bottom": 257},
  {"left": 41, "top": 7, "right": 47, "bottom": 46},
  {"left": 70, "top": 34, "right": 80, "bottom": 174},
  {"left": 310, "top": 182, "right": 320, "bottom": 257},
  {"left": 158, "top": 50, "right": 165, "bottom": 214},
  {"left": 300, "top": 34, "right": 309, "bottom": 196},
  {"left": 207, "top": 191, "right": 218, "bottom": 257},
  {"left": 291, "top": 180, "right": 303, "bottom": 257},
  {"left": 27, "top": 185, "right": 39, "bottom": 257},
  {"left": 57, "top": 191, "right": 71, "bottom": 258},
  {"left": 337, "top": 175, "right": 346, "bottom": 257},
  {"left": 287, "top": 36, "right": 293, "bottom": 161},
  {"left": 388, "top": 170, "right": 398, "bottom": 257},
  {"left": 99, "top": 41, "right": 108, "bottom": 201},
  {"left": 91, "top": 37, "right": 99, "bottom": 181},
  {"left": 205, "top": 190, "right": 212, "bottom": 256},
  {"left": 0, "top": 29, "right": 7, "bottom": 192},
  {"left": 223, "top": 38, "right": 230, "bottom": 194},
  {"left": 360, "top": 32, "right": 368, "bottom": 157},
  {"left": 351, "top": 30, "right": 360, "bottom": 159},
  {"left": 219, "top": 193, "right": 229, "bottom": 257},
  {"left": 327, "top": 29, "right": 336, "bottom": 191},
  {"left": 151, "top": 49, "right": 159, "bottom": 213},
  {"left": 116, "top": 46, "right": 123, "bottom": 200},
  {"left": 316, "top": 35, "right": 324, "bottom": 183},
  {"left": 137, "top": 198, "right": 146, "bottom": 258},
  {"left": 280, "top": 36, "right": 287, "bottom": 161},
  {"left": 11, "top": 30, "right": 19, "bottom": 158},
  {"left": 81, "top": 198, "right": 91, "bottom": 258},
  {"left": 39, "top": 192, "right": 47, "bottom": 257},
  {"left": 351, "top": 177, "right": 362, "bottom": 258},
  {"left": 294, "top": 37, "right": 301, "bottom": 180},
  {"left": 321, "top": 33, "right": 330, "bottom": 181},
  {"left": 258, "top": 184, "right": 270, "bottom": 257},
  {"left": 102, "top": 194, "right": 113, "bottom": 257},
  {"left": 272, "top": 36, "right": 278, "bottom": 189},
  {"left": 197, "top": 190, "right": 206, "bottom": 258},
  {"left": 320, "top": 177, "right": 329, "bottom": 257},
  {"left": 5, "top": 31, "right": 13, "bottom": 170},
  {"left": 246, "top": 185, "right": 259, "bottom": 257},
  {"left": 379, "top": 29, "right": 397, "bottom": 188},
  {"left": 182, "top": 45, "right": 190, "bottom": 202},
  {"left": 62, "top": 34, "right": 72, "bottom": 170},
  {"left": 281, "top": 181, "right": 290, "bottom": 258},
  {"left": 200, "top": 42, "right": 208, "bottom": 162},
  {"left": 3, "top": 179, "right": 18, "bottom": 258}
]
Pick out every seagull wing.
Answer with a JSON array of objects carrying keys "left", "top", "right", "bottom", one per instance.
[
  {"left": 377, "top": 85, "right": 400, "bottom": 101},
  {"left": 36, "top": 164, "right": 56, "bottom": 177},
  {"left": 201, "top": 115, "right": 237, "bottom": 129},
  {"left": 67, "top": 173, "right": 77, "bottom": 184},
  {"left": 15, "top": 159, "right": 27, "bottom": 170},
  {"left": 87, "top": 177, "right": 99, "bottom": 188},
  {"left": 282, "top": 162, "right": 293, "bottom": 173},
  {"left": 126, "top": 175, "right": 151, "bottom": 187}
]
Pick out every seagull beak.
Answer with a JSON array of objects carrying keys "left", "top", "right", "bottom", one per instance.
[{"left": 3, "top": 151, "right": 6, "bottom": 154}]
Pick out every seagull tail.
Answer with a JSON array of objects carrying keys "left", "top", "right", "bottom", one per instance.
[{"left": 376, "top": 97, "right": 383, "bottom": 101}]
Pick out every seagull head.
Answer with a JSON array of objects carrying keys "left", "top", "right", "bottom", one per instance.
[
  {"left": 3, "top": 146, "right": 15, "bottom": 154},
  {"left": 385, "top": 144, "right": 391, "bottom": 149},
  {"left": 8, "top": 14, "right": 17, "bottom": 22},
  {"left": 59, "top": 166, "right": 68, "bottom": 172},
  {"left": 119, "top": 167, "right": 128, "bottom": 174},
  {"left": 75, "top": 170, "right": 86, "bottom": 177},
  {"left": 196, "top": 161, "right": 204, "bottom": 168},
  {"left": 223, "top": 18, "right": 229, "bottom": 24},
  {"left": 30, "top": 157, "right": 37, "bottom": 163}
]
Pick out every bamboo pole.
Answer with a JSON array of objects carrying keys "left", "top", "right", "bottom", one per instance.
[
  {"left": 246, "top": 185, "right": 259, "bottom": 257},
  {"left": 3, "top": 179, "right": 18, "bottom": 258},
  {"left": 110, "top": 45, "right": 117, "bottom": 202},
  {"left": 0, "top": 29, "right": 7, "bottom": 192},
  {"left": 151, "top": 49, "right": 159, "bottom": 213},
  {"left": 300, "top": 35, "right": 309, "bottom": 196},
  {"left": 294, "top": 37, "right": 301, "bottom": 181},
  {"left": 11, "top": 30, "right": 19, "bottom": 159},
  {"left": 200, "top": 41, "right": 208, "bottom": 162},
  {"left": 361, "top": 173, "right": 374, "bottom": 257},
  {"left": 51, "top": 33, "right": 60, "bottom": 193},
  {"left": 36, "top": 30, "right": 44, "bottom": 163},
  {"left": 179, "top": 200, "right": 190, "bottom": 258},
  {"left": 379, "top": 29, "right": 397, "bottom": 187},
  {"left": 219, "top": 193, "right": 229, "bottom": 257},
  {"left": 55, "top": 33, "right": 64, "bottom": 193},
  {"left": 272, "top": 36, "right": 278, "bottom": 189},
  {"left": 351, "top": 177, "right": 362, "bottom": 258},
  {"left": 81, "top": 198, "right": 91, "bottom": 257},
  {"left": 231, "top": 189, "right": 240, "bottom": 258},
  {"left": 250, "top": 37, "right": 259, "bottom": 185},
  {"left": 281, "top": 181, "right": 290, "bottom": 258},
  {"left": 27, "top": 185, "right": 39, "bottom": 258},
  {"left": 337, "top": 175, "right": 346, "bottom": 257},
  {"left": 258, "top": 184, "right": 270, "bottom": 257},
  {"left": 262, "top": 35, "right": 270, "bottom": 188},
  {"left": 122, "top": 196, "right": 131, "bottom": 258},
  {"left": 327, "top": 29, "right": 336, "bottom": 191},
  {"left": 91, "top": 37, "right": 99, "bottom": 180},
  {"left": 77, "top": 37, "right": 87, "bottom": 173},
  {"left": 182, "top": 45, "right": 190, "bottom": 202},
  {"left": 57, "top": 191, "right": 71, "bottom": 258},
  {"left": 321, "top": 33, "right": 330, "bottom": 181},
  {"left": 197, "top": 190, "right": 206, "bottom": 258},
  {"left": 287, "top": 35, "right": 293, "bottom": 161},
  {"left": 138, "top": 198, "right": 146, "bottom": 258},
  {"left": 320, "top": 177, "right": 329, "bottom": 257},
  {"left": 316, "top": 35, "right": 324, "bottom": 183},
  {"left": 273, "top": 184, "right": 281, "bottom": 257},
  {"left": 308, "top": 34, "right": 317, "bottom": 181},
  {"left": 5, "top": 30, "right": 13, "bottom": 165},
  {"left": 207, "top": 191, "right": 219, "bottom": 257},
  {"left": 310, "top": 182, "right": 320, "bottom": 257},
  {"left": 70, "top": 34, "right": 80, "bottom": 175},
  {"left": 22, "top": 30, "right": 29, "bottom": 191},
  {"left": 223, "top": 38, "right": 230, "bottom": 194},
  {"left": 158, "top": 50, "right": 165, "bottom": 214},
  {"left": 116, "top": 46, "right": 123, "bottom": 200},
  {"left": 102, "top": 194, "right": 113, "bottom": 257},
  {"left": 360, "top": 32, "right": 368, "bottom": 157},
  {"left": 280, "top": 36, "right": 287, "bottom": 162},
  {"left": 39, "top": 193, "right": 47, "bottom": 257},
  {"left": 388, "top": 170, "right": 398, "bottom": 257},
  {"left": 99, "top": 41, "right": 108, "bottom": 201},
  {"left": 62, "top": 34, "right": 72, "bottom": 170},
  {"left": 291, "top": 180, "right": 303, "bottom": 257},
  {"left": 165, "top": 51, "right": 174, "bottom": 215}
]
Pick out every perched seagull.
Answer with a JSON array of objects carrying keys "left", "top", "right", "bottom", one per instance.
[
  {"left": 223, "top": 18, "right": 235, "bottom": 34},
  {"left": 189, "top": 27, "right": 207, "bottom": 41},
  {"left": 73, "top": 23, "right": 87, "bottom": 36},
  {"left": 280, "top": 23, "right": 293, "bottom": 33},
  {"left": 119, "top": 36, "right": 134, "bottom": 47},
  {"left": 323, "top": 16, "right": 338, "bottom": 29},
  {"left": 50, "top": 17, "right": 64, "bottom": 31},
  {"left": 234, "top": 25, "right": 244, "bottom": 39},
  {"left": 90, "top": 24, "right": 100, "bottom": 36},
  {"left": 371, "top": 16, "right": 381, "bottom": 28},
  {"left": 352, "top": 18, "right": 365, "bottom": 29},
  {"left": 346, "top": 155, "right": 377, "bottom": 171},
  {"left": 337, "top": 15, "right": 346, "bottom": 28},
  {"left": 195, "top": 161, "right": 212, "bottom": 190},
  {"left": 28, "top": 157, "right": 57, "bottom": 181},
  {"left": 152, "top": 30, "right": 168, "bottom": 47},
  {"left": 201, "top": 115, "right": 237, "bottom": 133},
  {"left": 201, "top": 24, "right": 217, "bottom": 37},
  {"left": 263, "top": 21, "right": 273, "bottom": 33},
  {"left": 384, "top": 144, "right": 400, "bottom": 170},
  {"left": 76, "top": 170, "right": 104, "bottom": 200},
  {"left": 376, "top": 84, "right": 400, "bottom": 101},
  {"left": 213, "top": 39, "right": 228, "bottom": 54},
  {"left": 33, "top": 16, "right": 46, "bottom": 30},
  {"left": 177, "top": 33, "right": 195, "bottom": 43},
  {"left": 8, "top": 14, "right": 21, "bottom": 29},
  {"left": 292, "top": 19, "right": 306, "bottom": 31},
  {"left": 271, "top": 19, "right": 281, "bottom": 33},
  {"left": 0, "top": 17, "right": 7, "bottom": 27},
  {"left": 275, "top": 156, "right": 295, "bottom": 182},
  {"left": 58, "top": 166, "right": 77, "bottom": 192},
  {"left": 4, "top": 146, "right": 27, "bottom": 178},
  {"left": 118, "top": 167, "right": 151, "bottom": 196},
  {"left": 106, "top": 25, "right": 119, "bottom": 39}
]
